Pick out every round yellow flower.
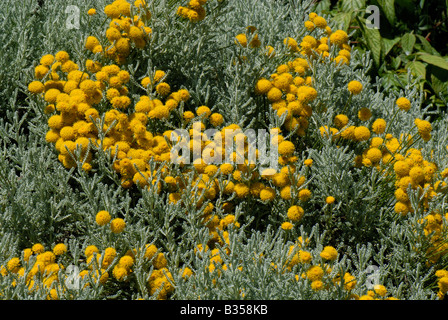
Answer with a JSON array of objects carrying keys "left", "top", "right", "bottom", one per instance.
[
  {"left": 306, "top": 265, "right": 324, "bottom": 281},
  {"left": 374, "top": 284, "right": 388, "bottom": 297},
  {"left": 347, "top": 80, "right": 363, "bottom": 95},
  {"left": 196, "top": 105, "right": 211, "bottom": 117},
  {"left": 313, "top": 16, "right": 327, "bottom": 28},
  {"left": 334, "top": 114, "right": 349, "bottom": 129},
  {"left": 329, "top": 30, "right": 348, "bottom": 45},
  {"left": 304, "top": 21, "right": 315, "bottom": 31},
  {"left": 326, "top": 196, "right": 335, "bottom": 204},
  {"left": 28, "top": 81, "right": 45, "bottom": 94},
  {"left": 287, "top": 205, "right": 304, "bottom": 222},
  {"left": 304, "top": 158, "right": 313, "bottom": 167},
  {"left": 393, "top": 161, "right": 410, "bottom": 177},
  {"left": 209, "top": 113, "right": 224, "bottom": 127},
  {"left": 235, "top": 34, "right": 247, "bottom": 47},
  {"left": 7, "top": 257, "right": 21, "bottom": 273},
  {"left": 394, "top": 201, "right": 409, "bottom": 216},
  {"left": 366, "top": 148, "right": 383, "bottom": 164},
  {"left": 396, "top": 97, "right": 411, "bottom": 111},
  {"left": 414, "top": 118, "right": 432, "bottom": 135},
  {"left": 113, "top": 265, "right": 128, "bottom": 281},
  {"left": 281, "top": 222, "right": 293, "bottom": 230},
  {"left": 32, "top": 243, "right": 45, "bottom": 254},
  {"left": 85, "top": 36, "right": 100, "bottom": 51},
  {"left": 259, "top": 187, "right": 276, "bottom": 201},
  {"left": 266, "top": 87, "right": 283, "bottom": 102},
  {"left": 96, "top": 210, "right": 112, "bottom": 226},
  {"left": 234, "top": 183, "right": 250, "bottom": 198},
  {"left": 278, "top": 140, "right": 295, "bottom": 156},
  {"left": 156, "top": 82, "right": 171, "bottom": 96},
  {"left": 409, "top": 166, "right": 425, "bottom": 185},
  {"left": 110, "top": 218, "right": 126, "bottom": 234},
  {"left": 320, "top": 246, "right": 338, "bottom": 261},
  {"left": 358, "top": 107, "right": 372, "bottom": 121},
  {"left": 372, "top": 118, "right": 386, "bottom": 134},
  {"left": 255, "top": 78, "right": 273, "bottom": 95},
  {"left": 53, "top": 243, "right": 67, "bottom": 256},
  {"left": 353, "top": 126, "right": 371, "bottom": 141},
  {"left": 84, "top": 245, "right": 99, "bottom": 257}
]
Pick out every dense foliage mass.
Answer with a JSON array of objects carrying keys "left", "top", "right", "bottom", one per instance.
[{"left": 0, "top": 0, "right": 447, "bottom": 300}]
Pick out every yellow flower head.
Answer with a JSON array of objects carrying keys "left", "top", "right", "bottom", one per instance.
[
  {"left": 347, "top": 80, "right": 363, "bottom": 95},
  {"left": 281, "top": 221, "right": 294, "bottom": 230},
  {"left": 396, "top": 97, "right": 411, "bottom": 111},
  {"left": 372, "top": 118, "right": 386, "bottom": 134},
  {"left": 326, "top": 196, "right": 335, "bottom": 204},
  {"left": 353, "top": 126, "right": 371, "bottom": 141},
  {"left": 96, "top": 210, "right": 112, "bottom": 226},
  {"left": 278, "top": 140, "right": 295, "bottom": 156},
  {"left": 110, "top": 218, "right": 126, "bottom": 234},
  {"left": 287, "top": 205, "right": 304, "bottom": 222},
  {"left": 53, "top": 243, "right": 67, "bottom": 256},
  {"left": 320, "top": 246, "right": 338, "bottom": 261}
]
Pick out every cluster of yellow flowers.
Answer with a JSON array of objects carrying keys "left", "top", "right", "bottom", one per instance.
[
  {"left": 357, "top": 285, "right": 399, "bottom": 300},
  {"left": 255, "top": 63, "right": 315, "bottom": 136},
  {"left": 278, "top": 240, "right": 358, "bottom": 295},
  {"left": 0, "top": 243, "right": 67, "bottom": 299},
  {"left": 88, "top": 0, "right": 153, "bottom": 64},
  {"left": 417, "top": 211, "right": 448, "bottom": 265},
  {"left": 235, "top": 26, "right": 262, "bottom": 49},
  {"left": 254, "top": 15, "right": 351, "bottom": 138},
  {"left": 392, "top": 148, "right": 439, "bottom": 216},
  {"left": 435, "top": 269, "right": 448, "bottom": 299},
  {"left": 285, "top": 12, "right": 351, "bottom": 66},
  {"left": 177, "top": 0, "right": 208, "bottom": 22},
  {"left": 0, "top": 237, "right": 173, "bottom": 300}
]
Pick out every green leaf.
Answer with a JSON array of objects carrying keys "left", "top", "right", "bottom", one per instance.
[
  {"left": 417, "top": 53, "right": 448, "bottom": 70},
  {"left": 406, "top": 61, "right": 426, "bottom": 81},
  {"left": 341, "top": 0, "right": 366, "bottom": 10},
  {"left": 415, "top": 35, "right": 440, "bottom": 56},
  {"left": 430, "top": 72, "right": 448, "bottom": 100},
  {"left": 400, "top": 33, "right": 416, "bottom": 55},
  {"left": 381, "top": 37, "right": 400, "bottom": 59},
  {"left": 377, "top": 0, "right": 396, "bottom": 25},
  {"left": 331, "top": 12, "right": 353, "bottom": 31},
  {"left": 390, "top": 56, "right": 401, "bottom": 70},
  {"left": 315, "top": 0, "right": 331, "bottom": 12},
  {"left": 357, "top": 17, "right": 382, "bottom": 66}
]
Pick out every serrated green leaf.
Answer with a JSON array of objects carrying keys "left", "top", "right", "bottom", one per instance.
[
  {"left": 430, "top": 73, "right": 448, "bottom": 97},
  {"left": 331, "top": 12, "right": 353, "bottom": 31},
  {"left": 401, "top": 33, "right": 416, "bottom": 55},
  {"left": 377, "top": 0, "right": 396, "bottom": 25},
  {"left": 407, "top": 61, "right": 426, "bottom": 81},
  {"left": 418, "top": 53, "right": 448, "bottom": 70},
  {"left": 315, "top": 0, "right": 331, "bottom": 12},
  {"left": 358, "top": 17, "right": 382, "bottom": 66},
  {"left": 415, "top": 35, "right": 439, "bottom": 56},
  {"left": 341, "top": 0, "right": 366, "bottom": 10},
  {"left": 381, "top": 37, "right": 400, "bottom": 59}
]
